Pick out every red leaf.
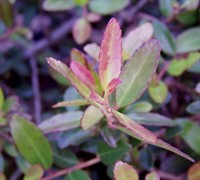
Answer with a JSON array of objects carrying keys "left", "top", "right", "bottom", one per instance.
[
  {"left": 99, "top": 18, "right": 122, "bottom": 91},
  {"left": 70, "top": 60, "right": 96, "bottom": 90},
  {"left": 106, "top": 78, "right": 121, "bottom": 97}
]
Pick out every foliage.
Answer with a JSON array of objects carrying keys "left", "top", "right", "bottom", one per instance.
[{"left": 0, "top": 0, "right": 200, "bottom": 179}]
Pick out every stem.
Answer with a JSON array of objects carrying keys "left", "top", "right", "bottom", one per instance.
[{"left": 42, "top": 156, "right": 100, "bottom": 180}]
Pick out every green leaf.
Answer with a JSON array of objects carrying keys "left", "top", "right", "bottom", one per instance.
[
  {"left": 114, "top": 161, "right": 139, "bottom": 180},
  {"left": 64, "top": 170, "right": 90, "bottom": 180},
  {"left": 75, "top": 0, "right": 89, "bottom": 6},
  {"left": 10, "top": 115, "right": 53, "bottom": 169},
  {"left": 39, "top": 111, "right": 83, "bottom": 133},
  {"left": 89, "top": 0, "right": 129, "bottom": 15},
  {"left": 168, "top": 52, "right": 200, "bottom": 76},
  {"left": 186, "top": 101, "right": 200, "bottom": 115},
  {"left": 81, "top": 105, "right": 104, "bottom": 130},
  {"left": 188, "top": 162, "right": 200, "bottom": 180},
  {"left": 126, "top": 101, "right": 152, "bottom": 113},
  {"left": 53, "top": 99, "right": 89, "bottom": 108},
  {"left": 98, "top": 140, "right": 130, "bottom": 165},
  {"left": 148, "top": 81, "right": 168, "bottom": 104},
  {"left": 178, "top": 120, "right": 200, "bottom": 154},
  {"left": 176, "top": 27, "right": 200, "bottom": 53},
  {"left": 15, "top": 154, "right": 31, "bottom": 173},
  {"left": 0, "top": 117, "right": 7, "bottom": 126},
  {"left": 116, "top": 40, "right": 160, "bottom": 108},
  {"left": 159, "top": 0, "right": 173, "bottom": 17},
  {"left": 42, "top": 0, "right": 76, "bottom": 11},
  {"left": 153, "top": 20, "right": 176, "bottom": 55},
  {"left": 0, "top": 0, "right": 13, "bottom": 26},
  {"left": 145, "top": 171, "right": 160, "bottom": 180},
  {"left": 53, "top": 148, "right": 79, "bottom": 168},
  {"left": 127, "top": 112, "right": 176, "bottom": 127},
  {"left": 0, "top": 173, "right": 6, "bottom": 180},
  {"left": 112, "top": 110, "right": 194, "bottom": 162},
  {"left": 58, "top": 128, "right": 92, "bottom": 149},
  {"left": 0, "top": 87, "right": 4, "bottom": 111},
  {"left": 23, "top": 165, "right": 43, "bottom": 180}
]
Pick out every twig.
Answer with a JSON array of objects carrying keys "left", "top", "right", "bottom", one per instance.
[
  {"left": 23, "top": 16, "right": 77, "bottom": 59},
  {"left": 158, "top": 171, "right": 184, "bottom": 180},
  {"left": 42, "top": 156, "right": 100, "bottom": 180},
  {"left": 30, "top": 57, "right": 41, "bottom": 124},
  {"left": 0, "top": 131, "right": 14, "bottom": 144}
]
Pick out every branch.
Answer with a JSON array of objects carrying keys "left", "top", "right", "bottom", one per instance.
[
  {"left": 30, "top": 57, "right": 41, "bottom": 124},
  {"left": 42, "top": 156, "right": 100, "bottom": 180},
  {"left": 23, "top": 16, "right": 77, "bottom": 59}
]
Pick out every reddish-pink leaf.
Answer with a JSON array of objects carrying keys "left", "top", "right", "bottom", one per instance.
[
  {"left": 99, "top": 18, "right": 122, "bottom": 91},
  {"left": 106, "top": 78, "right": 121, "bottom": 97},
  {"left": 70, "top": 48, "right": 88, "bottom": 66},
  {"left": 70, "top": 60, "right": 96, "bottom": 90}
]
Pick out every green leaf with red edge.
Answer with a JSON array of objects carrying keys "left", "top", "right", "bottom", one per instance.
[
  {"left": 52, "top": 99, "right": 89, "bottom": 108},
  {"left": 24, "top": 165, "right": 44, "bottom": 180},
  {"left": 187, "top": 161, "right": 200, "bottom": 180},
  {"left": 70, "top": 60, "right": 97, "bottom": 90},
  {"left": 116, "top": 40, "right": 160, "bottom": 108},
  {"left": 114, "top": 161, "right": 139, "bottom": 180},
  {"left": 105, "top": 78, "right": 121, "bottom": 98},
  {"left": 46, "top": 57, "right": 103, "bottom": 108},
  {"left": 99, "top": 18, "right": 122, "bottom": 92},
  {"left": 81, "top": 105, "right": 104, "bottom": 130},
  {"left": 112, "top": 110, "right": 194, "bottom": 162},
  {"left": 145, "top": 171, "right": 160, "bottom": 180}
]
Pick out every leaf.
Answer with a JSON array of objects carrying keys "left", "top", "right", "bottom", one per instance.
[
  {"left": 98, "top": 140, "right": 130, "bottom": 165},
  {"left": 123, "top": 22, "right": 153, "bottom": 60},
  {"left": 81, "top": 105, "right": 104, "bottom": 130},
  {"left": 148, "top": 81, "right": 168, "bottom": 104},
  {"left": 70, "top": 60, "right": 96, "bottom": 90},
  {"left": 186, "top": 101, "right": 200, "bottom": 115},
  {"left": 0, "top": 117, "right": 7, "bottom": 126},
  {"left": 158, "top": 0, "right": 173, "bottom": 17},
  {"left": 86, "top": 13, "right": 101, "bottom": 23},
  {"left": 75, "top": 0, "right": 89, "bottom": 6},
  {"left": 99, "top": 18, "right": 122, "bottom": 92},
  {"left": 23, "top": 165, "right": 43, "bottom": 180},
  {"left": 53, "top": 148, "right": 79, "bottom": 168},
  {"left": 106, "top": 78, "right": 121, "bottom": 98},
  {"left": 112, "top": 110, "right": 194, "bottom": 162},
  {"left": 10, "top": 115, "right": 53, "bottom": 168},
  {"left": 0, "top": 173, "right": 6, "bottom": 180},
  {"left": 0, "top": 0, "right": 13, "bottom": 26},
  {"left": 188, "top": 161, "right": 200, "bottom": 180},
  {"left": 116, "top": 40, "right": 160, "bottom": 108},
  {"left": 53, "top": 99, "right": 89, "bottom": 108},
  {"left": 139, "top": 148, "right": 154, "bottom": 170},
  {"left": 126, "top": 101, "right": 152, "bottom": 113},
  {"left": 127, "top": 112, "right": 176, "bottom": 127},
  {"left": 42, "top": 0, "right": 75, "bottom": 11},
  {"left": 178, "top": 120, "right": 200, "bottom": 154},
  {"left": 114, "top": 161, "right": 139, "bottom": 180},
  {"left": 38, "top": 111, "right": 83, "bottom": 133},
  {"left": 89, "top": 0, "right": 129, "bottom": 15},
  {"left": 46, "top": 57, "right": 102, "bottom": 108},
  {"left": 0, "top": 87, "right": 4, "bottom": 110},
  {"left": 84, "top": 43, "right": 100, "bottom": 61},
  {"left": 58, "top": 128, "right": 92, "bottom": 149},
  {"left": 145, "top": 171, "right": 160, "bottom": 180},
  {"left": 153, "top": 20, "right": 176, "bottom": 55},
  {"left": 70, "top": 48, "right": 87, "bottom": 66},
  {"left": 72, "top": 18, "right": 91, "bottom": 45},
  {"left": 15, "top": 154, "right": 31, "bottom": 173},
  {"left": 168, "top": 52, "right": 200, "bottom": 76},
  {"left": 176, "top": 28, "right": 200, "bottom": 54},
  {"left": 64, "top": 170, "right": 90, "bottom": 180}
]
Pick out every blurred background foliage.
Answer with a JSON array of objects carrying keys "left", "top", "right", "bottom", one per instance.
[{"left": 0, "top": 0, "right": 200, "bottom": 179}]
